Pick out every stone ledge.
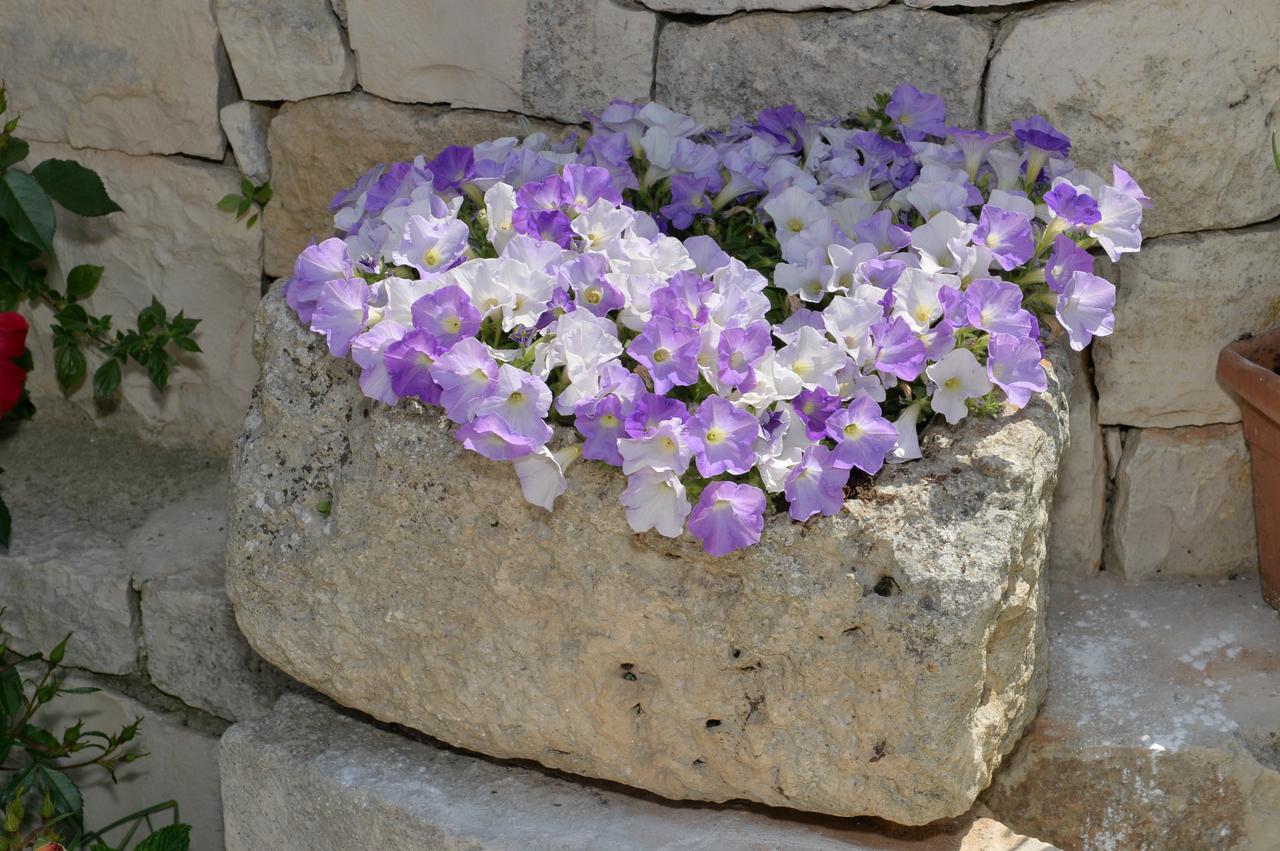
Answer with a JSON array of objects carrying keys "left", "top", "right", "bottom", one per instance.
[
  {"left": 222, "top": 693, "right": 1058, "bottom": 850},
  {"left": 984, "top": 577, "right": 1280, "bottom": 849}
]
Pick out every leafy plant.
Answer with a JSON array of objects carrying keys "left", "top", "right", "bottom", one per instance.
[
  {"left": 217, "top": 178, "right": 271, "bottom": 229},
  {"left": 0, "top": 84, "right": 203, "bottom": 399},
  {"left": 1, "top": 619, "right": 191, "bottom": 850}
]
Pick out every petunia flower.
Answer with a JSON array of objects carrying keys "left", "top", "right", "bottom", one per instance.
[
  {"left": 962, "top": 278, "right": 1035, "bottom": 338},
  {"left": 620, "top": 469, "right": 691, "bottom": 538},
  {"left": 286, "top": 238, "right": 353, "bottom": 323},
  {"left": 871, "top": 317, "right": 926, "bottom": 382},
  {"left": 784, "top": 444, "right": 850, "bottom": 521},
  {"left": 1055, "top": 271, "right": 1115, "bottom": 351},
  {"left": 686, "top": 395, "right": 759, "bottom": 476},
  {"left": 473, "top": 364, "right": 554, "bottom": 446},
  {"left": 973, "top": 206, "right": 1035, "bottom": 271},
  {"left": 987, "top": 332, "right": 1047, "bottom": 408},
  {"left": 926, "top": 348, "right": 993, "bottom": 424},
  {"left": 384, "top": 329, "right": 444, "bottom": 402},
  {"left": 1045, "top": 235, "right": 1094, "bottom": 293},
  {"left": 350, "top": 320, "right": 406, "bottom": 405},
  {"left": 1043, "top": 181, "right": 1101, "bottom": 229},
  {"left": 1088, "top": 185, "right": 1143, "bottom": 262},
  {"left": 826, "top": 396, "right": 898, "bottom": 474},
  {"left": 310, "top": 277, "right": 370, "bottom": 357},
  {"left": 886, "top": 84, "right": 947, "bottom": 140},
  {"left": 513, "top": 444, "right": 581, "bottom": 511},
  {"left": 618, "top": 418, "right": 692, "bottom": 475},
  {"left": 429, "top": 337, "right": 498, "bottom": 423},
  {"left": 410, "top": 285, "right": 482, "bottom": 348},
  {"left": 688, "top": 481, "right": 766, "bottom": 556},
  {"left": 456, "top": 414, "right": 536, "bottom": 460},
  {"left": 627, "top": 316, "right": 701, "bottom": 393}
]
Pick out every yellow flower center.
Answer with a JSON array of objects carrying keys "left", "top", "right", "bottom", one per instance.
[
  {"left": 844, "top": 422, "right": 863, "bottom": 439},
  {"left": 653, "top": 348, "right": 671, "bottom": 364},
  {"left": 443, "top": 316, "right": 462, "bottom": 334},
  {"left": 423, "top": 248, "right": 442, "bottom": 267},
  {"left": 944, "top": 377, "right": 960, "bottom": 391},
  {"left": 705, "top": 427, "right": 726, "bottom": 445},
  {"left": 788, "top": 218, "right": 805, "bottom": 233}
]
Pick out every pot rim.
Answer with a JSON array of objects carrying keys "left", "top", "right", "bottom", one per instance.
[{"left": 1217, "top": 327, "right": 1280, "bottom": 425}]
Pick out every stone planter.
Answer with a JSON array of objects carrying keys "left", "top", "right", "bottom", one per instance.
[{"left": 225, "top": 286, "right": 1071, "bottom": 825}]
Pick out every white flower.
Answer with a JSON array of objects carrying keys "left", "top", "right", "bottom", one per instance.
[
  {"left": 925, "top": 348, "right": 992, "bottom": 424},
  {"left": 909, "top": 212, "right": 974, "bottom": 274},
  {"left": 904, "top": 179, "right": 968, "bottom": 221},
  {"left": 774, "top": 253, "right": 830, "bottom": 303},
  {"left": 823, "top": 293, "right": 881, "bottom": 363},
  {"left": 889, "top": 400, "right": 927, "bottom": 463},
  {"left": 828, "top": 197, "right": 880, "bottom": 238},
  {"left": 1088, "top": 185, "right": 1143, "bottom": 262},
  {"left": 762, "top": 186, "right": 828, "bottom": 248},
  {"left": 736, "top": 350, "right": 802, "bottom": 410},
  {"left": 892, "top": 268, "right": 959, "bottom": 332},
  {"left": 753, "top": 407, "right": 810, "bottom": 493},
  {"left": 500, "top": 262, "right": 556, "bottom": 332},
  {"left": 987, "top": 189, "right": 1036, "bottom": 221},
  {"left": 986, "top": 149, "right": 1025, "bottom": 192},
  {"left": 570, "top": 199, "right": 635, "bottom": 250},
  {"left": 619, "top": 469, "right": 691, "bottom": 538},
  {"left": 513, "top": 444, "right": 580, "bottom": 511},
  {"left": 776, "top": 325, "right": 849, "bottom": 393},
  {"left": 484, "top": 182, "right": 518, "bottom": 252},
  {"left": 826, "top": 242, "right": 878, "bottom": 291}
]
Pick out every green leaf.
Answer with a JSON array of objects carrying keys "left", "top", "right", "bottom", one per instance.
[
  {"left": 245, "top": 212, "right": 258, "bottom": 229},
  {"left": 0, "top": 137, "right": 29, "bottom": 171},
  {"left": 36, "top": 766, "right": 83, "bottom": 834},
  {"left": 146, "top": 349, "right": 172, "bottom": 393},
  {"left": 31, "top": 158, "right": 122, "bottom": 217},
  {"left": 0, "top": 668, "right": 20, "bottom": 715},
  {"left": 239, "top": 176, "right": 253, "bottom": 197},
  {"left": 134, "top": 823, "right": 191, "bottom": 851},
  {"left": 0, "top": 169, "right": 55, "bottom": 253},
  {"left": 66, "top": 264, "right": 103, "bottom": 301},
  {"left": 55, "top": 303, "right": 89, "bottom": 332},
  {"left": 54, "top": 342, "right": 86, "bottom": 390},
  {"left": 48, "top": 633, "right": 70, "bottom": 665},
  {"left": 216, "top": 193, "right": 241, "bottom": 212},
  {"left": 0, "top": 494, "right": 9, "bottom": 550},
  {"left": 92, "top": 359, "right": 121, "bottom": 398},
  {"left": 19, "top": 723, "right": 59, "bottom": 750},
  {"left": 235, "top": 197, "right": 251, "bottom": 219},
  {"left": 253, "top": 183, "right": 272, "bottom": 204},
  {"left": 172, "top": 335, "right": 200, "bottom": 353}
]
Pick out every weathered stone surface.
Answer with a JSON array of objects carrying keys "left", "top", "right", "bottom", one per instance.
[
  {"left": 0, "top": 409, "right": 229, "bottom": 680},
  {"left": 656, "top": 8, "right": 990, "bottom": 130},
  {"left": 1046, "top": 351, "right": 1105, "bottom": 578},
  {"left": 347, "top": 0, "right": 655, "bottom": 123},
  {"left": 37, "top": 676, "right": 227, "bottom": 849},
  {"left": 264, "top": 92, "right": 565, "bottom": 277},
  {"left": 20, "top": 142, "right": 263, "bottom": 451},
  {"left": 984, "top": 578, "right": 1280, "bottom": 849},
  {"left": 220, "top": 101, "right": 277, "bottom": 184},
  {"left": 225, "top": 287, "right": 1070, "bottom": 824},
  {"left": 1106, "top": 424, "right": 1257, "bottom": 581},
  {"left": 1093, "top": 223, "right": 1280, "bottom": 428},
  {"left": 0, "top": 0, "right": 231, "bottom": 158},
  {"left": 224, "top": 694, "right": 1059, "bottom": 850},
  {"left": 986, "top": 0, "right": 1280, "bottom": 238},
  {"left": 216, "top": 0, "right": 356, "bottom": 101},
  {"left": 905, "top": 0, "right": 1044, "bottom": 6},
  {"left": 643, "top": 0, "right": 887, "bottom": 10}
]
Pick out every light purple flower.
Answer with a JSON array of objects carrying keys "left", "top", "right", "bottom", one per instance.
[
  {"left": 784, "top": 444, "right": 850, "bottom": 521},
  {"left": 974, "top": 206, "right": 1035, "bottom": 271},
  {"left": 576, "top": 394, "right": 628, "bottom": 465},
  {"left": 560, "top": 253, "right": 625, "bottom": 317},
  {"left": 716, "top": 322, "right": 770, "bottom": 391},
  {"left": 963, "top": 278, "right": 1035, "bottom": 337},
  {"left": 947, "top": 129, "right": 1009, "bottom": 182},
  {"left": 688, "top": 481, "right": 766, "bottom": 557},
  {"left": 427, "top": 145, "right": 475, "bottom": 192},
  {"left": 627, "top": 316, "right": 701, "bottom": 393},
  {"left": 455, "top": 414, "right": 535, "bottom": 460},
  {"left": 286, "top": 238, "right": 353, "bottom": 323},
  {"left": 987, "top": 332, "right": 1047, "bottom": 408},
  {"left": 872, "top": 317, "right": 926, "bottom": 381},
  {"left": 1044, "top": 182, "right": 1101, "bottom": 228},
  {"left": 384, "top": 329, "right": 444, "bottom": 402},
  {"left": 394, "top": 215, "right": 471, "bottom": 275},
  {"left": 625, "top": 393, "right": 689, "bottom": 437},
  {"left": 560, "top": 163, "right": 622, "bottom": 211},
  {"left": 618, "top": 418, "right": 691, "bottom": 475},
  {"left": 620, "top": 470, "right": 691, "bottom": 538},
  {"left": 686, "top": 395, "right": 759, "bottom": 476},
  {"left": 825, "top": 396, "right": 898, "bottom": 474},
  {"left": 886, "top": 84, "right": 947, "bottom": 140},
  {"left": 350, "top": 320, "right": 406, "bottom": 405},
  {"left": 473, "top": 364, "right": 554, "bottom": 445},
  {"left": 411, "top": 285, "right": 483, "bottom": 347},
  {"left": 1046, "top": 235, "right": 1094, "bottom": 293},
  {"left": 854, "top": 210, "right": 911, "bottom": 254},
  {"left": 514, "top": 208, "right": 574, "bottom": 248},
  {"left": 1112, "top": 164, "right": 1152, "bottom": 209},
  {"left": 310, "top": 277, "right": 370, "bottom": 357},
  {"left": 661, "top": 174, "right": 714, "bottom": 230},
  {"left": 1012, "top": 115, "right": 1071, "bottom": 157},
  {"left": 429, "top": 337, "right": 498, "bottom": 423},
  {"left": 792, "top": 386, "right": 841, "bottom": 440},
  {"left": 1055, "top": 271, "right": 1115, "bottom": 351}
]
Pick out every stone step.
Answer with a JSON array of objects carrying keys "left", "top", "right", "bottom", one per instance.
[
  {"left": 221, "top": 693, "right": 1057, "bottom": 851},
  {"left": 983, "top": 576, "right": 1280, "bottom": 849}
]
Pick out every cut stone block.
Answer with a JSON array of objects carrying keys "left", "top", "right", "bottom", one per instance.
[
  {"left": 220, "top": 101, "right": 277, "bottom": 184},
  {"left": 215, "top": 0, "right": 356, "bottom": 101},
  {"left": 1093, "top": 223, "right": 1280, "bottom": 429},
  {"left": 1046, "top": 350, "right": 1105, "bottom": 578},
  {"left": 656, "top": 8, "right": 991, "bottom": 131},
  {"left": 985, "top": 0, "right": 1280, "bottom": 238},
  {"left": 20, "top": 142, "right": 264, "bottom": 451},
  {"left": 643, "top": 0, "right": 887, "bottom": 11},
  {"left": 984, "top": 578, "right": 1280, "bottom": 849},
  {"left": 225, "top": 287, "right": 1071, "bottom": 824},
  {"left": 36, "top": 676, "right": 226, "bottom": 849},
  {"left": 0, "top": 0, "right": 231, "bottom": 158},
  {"left": 223, "top": 693, "right": 1059, "bottom": 850},
  {"left": 347, "top": 0, "right": 655, "bottom": 124},
  {"left": 1107, "top": 424, "right": 1257, "bottom": 581},
  {"left": 264, "top": 92, "right": 566, "bottom": 277}
]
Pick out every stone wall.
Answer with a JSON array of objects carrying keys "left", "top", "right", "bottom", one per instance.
[{"left": 1, "top": 0, "right": 1269, "bottom": 575}]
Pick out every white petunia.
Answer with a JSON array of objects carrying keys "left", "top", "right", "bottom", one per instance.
[
  {"left": 892, "top": 268, "right": 959, "bottom": 333},
  {"left": 513, "top": 444, "right": 580, "bottom": 511},
  {"left": 910, "top": 212, "right": 974, "bottom": 274},
  {"left": 570, "top": 199, "right": 635, "bottom": 250},
  {"left": 776, "top": 325, "right": 850, "bottom": 393},
  {"left": 483, "top": 182, "right": 518, "bottom": 252},
  {"left": 925, "top": 348, "right": 992, "bottom": 425},
  {"left": 619, "top": 469, "right": 692, "bottom": 538}
]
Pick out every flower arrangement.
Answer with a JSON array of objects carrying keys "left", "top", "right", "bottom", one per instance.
[{"left": 283, "top": 86, "right": 1149, "bottom": 556}]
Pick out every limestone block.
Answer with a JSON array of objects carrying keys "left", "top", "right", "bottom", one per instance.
[
  {"left": 264, "top": 93, "right": 564, "bottom": 277},
  {"left": 984, "top": 578, "right": 1280, "bottom": 849},
  {"left": 656, "top": 8, "right": 991, "bottom": 130},
  {"left": 643, "top": 0, "right": 886, "bottom": 11},
  {"left": 985, "top": 0, "right": 1280, "bottom": 237},
  {"left": 1093, "top": 223, "right": 1280, "bottom": 428},
  {"left": 346, "top": 0, "right": 655, "bottom": 124},
  {"left": 20, "top": 142, "right": 263, "bottom": 452},
  {"left": 35, "top": 677, "right": 226, "bottom": 849},
  {"left": 0, "top": 0, "right": 231, "bottom": 158},
  {"left": 216, "top": 0, "right": 356, "bottom": 101},
  {"left": 222, "top": 694, "right": 1059, "bottom": 850},
  {"left": 224, "top": 287, "right": 1071, "bottom": 824},
  {"left": 1046, "top": 350, "right": 1106, "bottom": 577},
  {"left": 1106, "top": 424, "right": 1257, "bottom": 581},
  {"left": 220, "top": 101, "right": 277, "bottom": 184}
]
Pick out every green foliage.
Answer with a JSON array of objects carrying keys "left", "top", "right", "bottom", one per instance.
[
  {"left": 1273, "top": 131, "right": 1280, "bottom": 176},
  {"left": 0, "top": 620, "right": 191, "bottom": 850},
  {"left": 217, "top": 177, "right": 271, "bottom": 229}
]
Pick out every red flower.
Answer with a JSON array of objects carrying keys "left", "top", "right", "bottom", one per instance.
[
  {"left": 0, "top": 312, "right": 28, "bottom": 360},
  {"left": 0, "top": 360, "right": 25, "bottom": 417}
]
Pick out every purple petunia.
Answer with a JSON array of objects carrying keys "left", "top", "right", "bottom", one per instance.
[
  {"left": 1055, "top": 271, "right": 1116, "bottom": 351},
  {"left": 825, "top": 396, "right": 899, "bottom": 474},
  {"left": 784, "top": 444, "right": 850, "bottom": 521},
  {"left": 974, "top": 206, "right": 1035, "bottom": 271},
  {"left": 1043, "top": 182, "right": 1101, "bottom": 229},
  {"left": 287, "top": 238, "right": 353, "bottom": 323},
  {"left": 411, "top": 285, "right": 483, "bottom": 348},
  {"left": 456, "top": 414, "right": 535, "bottom": 460},
  {"left": 886, "top": 84, "right": 947, "bottom": 141},
  {"left": 686, "top": 395, "right": 759, "bottom": 477},
  {"left": 429, "top": 337, "right": 497, "bottom": 423},
  {"left": 987, "top": 332, "right": 1047, "bottom": 408},
  {"left": 1045, "top": 234, "right": 1094, "bottom": 294},
  {"left": 384, "top": 329, "right": 444, "bottom": 402},
  {"left": 872, "top": 317, "right": 927, "bottom": 382},
  {"left": 688, "top": 481, "right": 766, "bottom": 556},
  {"left": 627, "top": 316, "right": 701, "bottom": 393}
]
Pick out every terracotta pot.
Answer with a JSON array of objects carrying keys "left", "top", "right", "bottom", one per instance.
[{"left": 1217, "top": 328, "right": 1280, "bottom": 609}]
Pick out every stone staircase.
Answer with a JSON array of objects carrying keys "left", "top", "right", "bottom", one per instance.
[{"left": 3, "top": 411, "right": 1278, "bottom": 850}]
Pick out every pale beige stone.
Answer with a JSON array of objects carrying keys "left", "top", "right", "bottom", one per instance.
[
  {"left": 223, "top": 694, "right": 1059, "bottom": 850},
  {"left": 264, "top": 92, "right": 565, "bottom": 277},
  {"left": 985, "top": 0, "right": 1280, "bottom": 237},
  {"left": 220, "top": 101, "right": 277, "bottom": 184},
  {"left": 984, "top": 578, "right": 1280, "bottom": 849},
  {"left": 1106, "top": 424, "right": 1257, "bottom": 581},
  {"left": 216, "top": 0, "right": 356, "bottom": 101},
  {"left": 656, "top": 8, "right": 991, "bottom": 130},
  {"left": 20, "top": 142, "right": 263, "bottom": 451},
  {"left": 1046, "top": 351, "right": 1106, "bottom": 578},
  {"left": 0, "top": 0, "right": 231, "bottom": 158},
  {"left": 1093, "top": 223, "right": 1280, "bottom": 428},
  {"left": 225, "top": 286, "right": 1071, "bottom": 824},
  {"left": 347, "top": 0, "right": 655, "bottom": 123},
  {"left": 641, "top": 1, "right": 888, "bottom": 16}
]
